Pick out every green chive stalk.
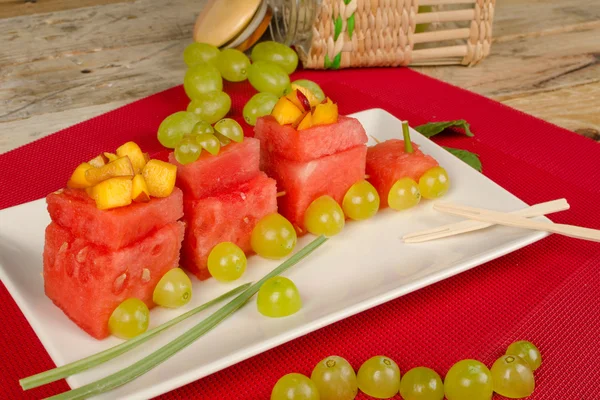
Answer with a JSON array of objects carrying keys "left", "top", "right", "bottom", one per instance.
[{"left": 402, "top": 121, "right": 413, "bottom": 153}]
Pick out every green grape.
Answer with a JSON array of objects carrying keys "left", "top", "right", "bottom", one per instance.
[
  {"left": 174, "top": 135, "right": 202, "bottom": 164},
  {"left": 304, "top": 195, "right": 345, "bottom": 237},
  {"left": 217, "top": 48, "right": 251, "bottom": 82},
  {"left": 108, "top": 298, "right": 149, "bottom": 339},
  {"left": 444, "top": 359, "right": 493, "bottom": 400},
  {"left": 207, "top": 242, "right": 247, "bottom": 282},
  {"left": 418, "top": 166, "right": 450, "bottom": 199},
  {"left": 243, "top": 92, "right": 279, "bottom": 126},
  {"left": 357, "top": 356, "right": 401, "bottom": 399},
  {"left": 506, "top": 341, "right": 542, "bottom": 371},
  {"left": 311, "top": 356, "right": 358, "bottom": 400},
  {"left": 271, "top": 373, "right": 320, "bottom": 400},
  {"left": 183, "top": 63, "right": 223, "bottom": 99},
  {"left": 191, "top": 120, "right": 214, "bottom": 136},
  {"left": 195, "top": 132, "right": 221, "bottom": 155},
  {"left": 214, "top": 118, "right": 244, "bottom": 144},
  {"left": 388, "top": 177, "right": 421, "bottom": 211},
  {"left": 152, "top": 268, "right": 192, "bottom": 308},
  {"left": 490, "top": 355, "right": 535, "bottom": 399},
  {"left": 251, "top": 41, "right": 299, "bottom": 74},
  {"left": 248, "top": 61, "right": 291, "bottom": 96},
  {"left": 257, "top": 276, "right": 302, "bottom": 318},
  {"left": 183, "top": 42, "right": 220, "bottom": 67},
  {"left": 292, "top": 79, "right": 326, "bottom": 103},
  {"left": 251, "top": 213, "right": 297, "bottom": 259},
  {"left": 186, "top": 91, "right": 231, "bottom": 124},
  {"left": 342, "top": 180, "right": 380, "bottom": 221},
  {"left": 157, "top": 111, "right": 201, "bottom": 149},
  {"left": 399, "top": 367, "right": 444, "bottom": 400}
]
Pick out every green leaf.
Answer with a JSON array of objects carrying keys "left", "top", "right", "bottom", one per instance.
[
  {"left": 414, "top": 120, "right": 474, "bottom": 138},
  {"left": 20, "top": 283, "right": 251, "bottom": 391},
  {"left": 324, "top": 53, "right": 332, "bottom": 69},
  {"left": 46, "top": 236, "right": 328, "bottom": 400},
  {"left": 347, "top": 14, "right": 355, "bottom": 39},
  {"left": 343, "top": 0, "right": 352, "bottom": 4},
  {"left": 331, "top": 53, "right": 342, "bottom": 70},
  {"left": 443, "top": 146, "right": 482, "bottom": 172},
  {"left": 334, "top": 15, "right": 343, "bottom": 41}
]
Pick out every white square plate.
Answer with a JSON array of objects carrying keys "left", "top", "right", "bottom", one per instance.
[{"left": 0, "top": 109, "right": 548, "bottom": 399}]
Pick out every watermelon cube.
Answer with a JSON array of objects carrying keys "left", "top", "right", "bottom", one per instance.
[
  {"left": 254, "top": 115, "right": 367, "bottom": 162},
  {"left": 46, "top": 187, "right": 183, "bottom": 250},
  {"left": 180, "top": 172, "right": 277, "bottom": 280},
  {"left": 262, "top": 145, "right": 367, "bottom": 230},
  {"left": 43, "top": 221, "right": 185, "bottom": 339},
  {"left": 366, "top": 139, "right": 439, "bottom": 208},
  {"left": 168, "top": 138, "right": 260, "bottom": 199}
]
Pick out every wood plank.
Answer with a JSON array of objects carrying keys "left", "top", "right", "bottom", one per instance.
[{"left": 0, "top": 0, "right": 131, "bottom": 19}]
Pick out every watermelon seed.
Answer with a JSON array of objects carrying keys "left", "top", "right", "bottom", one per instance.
[
  {"left": 141, "top": 269, "right": 151, "bottom": 283},
  {"left": 113, "top": 273, "right": 127, "bottom": 294},
  {"left": 59, "top": 242, "right": 68, "bottom": 253},
  {"left": 76, "top": 247, "right": 88, "bottom": 263},
  {"left": 243, "top": 217, "right": 250, "bottom": 224}
]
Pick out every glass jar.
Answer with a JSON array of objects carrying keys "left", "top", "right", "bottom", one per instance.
[{"left": 267, "top": 0, "right": 321, "bottom": 58}]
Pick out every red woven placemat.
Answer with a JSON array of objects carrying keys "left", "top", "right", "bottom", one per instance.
[{"left": 1, "top": 68, "right": 599, "bottom": 399}]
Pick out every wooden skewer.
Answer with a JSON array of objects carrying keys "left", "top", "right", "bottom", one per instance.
[
  {"left": 403, "top": 199, "right": 569, "bottom": 243},
  {"left": 370, "top": 135, "right": 381, "bottom": 144},
  {"left": 276, "top": 191, "right": 286, "bottom": 198},
  {"left": 433, "top": 202, "right": 600, "bottom": 243}
]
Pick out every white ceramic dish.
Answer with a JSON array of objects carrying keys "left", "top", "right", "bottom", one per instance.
[{"left": 0, "top": 108, "right": 549, "bottom": 399}]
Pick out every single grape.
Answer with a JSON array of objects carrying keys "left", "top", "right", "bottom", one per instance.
[
  {"left": 243, "top": 92, "right": 279, "bottom": 126},
  {"left": 191, "top": 120, "right": 214, "bottom": 136},
  {"left": 195, "top": 132, "right": 221, "bottom": 155},
  {"left": 183, "top": 42, "right": 220, "bottom": 67},
  {"left": 186, "top": 91, "right": 231, "bottom": 124},
  {"left": 108, "top": 298, "right": 149, "bottom": 339},
  {"left": 506, "top": 340, "right": 542, "bottom": 371},
  {"left": 399, "top": 367, "right": 444, "bottom": 400},
  {"left": 388, "top": 177, "right": 421, "bottom": 211},
  {"left": 214, "top": 118, "right": 244, "bottom": 144},
  {"left": 357, "top": 355, "right": 401, "bottom": 399},
  {"left": 157, "top": 111, "right": 201, "bottom": 149},
  {"left": 207, "top": 242, "right": 247, "bottom": 282},
  {"left": 257, "top": 276, "right": 302, "bottom": 318},
  {"left": 217, "top": 48, "right": 251, "bottom": 82},
  {"left": 491, "top": 355, "right": 535, "bottom": 399},
  {"left": 271, "top": 373, "right": 320, "bottom": 400},
  {"left": 152, "top": 268, "right": 192, "bottom": 308},
  {"left": 174, "top": 135, "right": 202, "bottom": 164},
  {"left": 444, "top": 359, "right": 493, "bottom": 400},
  {"left": 311, "top": 356, "right": 358, "bottom": 400},
  {"left": 292, "top": 79, "right": 326, "bottom": 103},
  {"left": 342, "top": 180, "right": 380, "bottom": 221},
  {"left": 251, "top": 213, "right": 297, "bottom": 259},
  {"left": 183, "top": 63, "right": 223, "bottom": 99},
  {"left": 248, "top": 61, "right": 291, "bottom": 96},
  {"left": 304, "top": 195, "right": 345, "bottom": 237},
  {"left": 418, "top": 166, "right": 450, "bottom": 199},
  {"left": 251, "top": 41, "right": 299, "bottom": 74}
]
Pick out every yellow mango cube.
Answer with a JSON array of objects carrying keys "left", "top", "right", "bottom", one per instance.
[
  {"left": 91, "top": 177, "right": 133, "bottom": 210},
  {"left": 142, "top": 160, "right": 177, "bottom": 198},
  {"left": 132, "top": 174, "right": 150, "bottom": 202},
  {"left": 116, "top": 141, "right": 147, "bottom": 174},
  {"left": 67, "top": 162, "right": 94, "bottom": 189},
  {"left": 85, "top": 157, "right": 134, "bottom": 185}
]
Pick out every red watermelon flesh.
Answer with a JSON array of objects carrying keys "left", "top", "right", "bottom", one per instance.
[
  {"left": 254, "top": 115, "right": 368, "bottom": 162},
  {"left": 262, "top": 145, "right": 367, "bottom": 230},
  {"left": 46, "top": 187, "right": 183, "bottom": 250},
  {"left": 180, "top": 172, "right": 277, "bottom": 280},
  {"left": 366, "top": 139, "right": 439, "bottom": 208},
  {"left": 43, "top": 221, "right": 184, "bottom": 339},
  {"left": 168, "top": 138, "right": 260, "bottom": 200}
]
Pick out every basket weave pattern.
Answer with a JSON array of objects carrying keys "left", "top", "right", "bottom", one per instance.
[{"left": 302, "top": 0, "right": 495, "bottom": 69}]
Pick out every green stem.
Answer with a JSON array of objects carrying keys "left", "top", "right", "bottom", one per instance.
[
  {"left": 402, "top": 121, "right": 413, "bottom": 153},
  {"left": 20, "top": 283, "right": 251, "bottom": 391},
  {"left": 46, "top": 236, "right": 328, "bottom": 400}
]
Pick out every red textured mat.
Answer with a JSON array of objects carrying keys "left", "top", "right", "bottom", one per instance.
[{"left": 1, "top": 68, "right": 599, "bottom": 399}]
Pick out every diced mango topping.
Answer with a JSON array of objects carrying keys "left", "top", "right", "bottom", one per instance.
[
  {"left": 296, "top": 111, "right": 313, "bottom": 131},
  {"left": 104, "top": 152, "right": 118, "bottom": 162},
  {"left": 271, "top": 97, "right": 303, "bottom": 125},
  {"left": 92, "top": 177, "right": 133, "bottom": 210},
  {"left": 132, "top": 174, "right": 150, "bottom": 202},
  {"left": 312, "top": 100, "right": 338, "bottom": 126},
  {"left": 88, "top": 154, "right": 107, "bottom": 168},
  {"left": 85, "top": 156, "right": 135, "bottom": 185},
  {"left": 290, "top": 84, "right": 320, "bottom": 107},
  {"left": 142, "top": 160, "right": 176, "bottom": 198},
  {"left": 67, "top": 162, "right": 94, "bottom": 189},
  {"left": 285, "top": 89, "right": 310, "bottom": 112},
  {"left": 116, "top": 141, "right": 147, "bottom": 174},
  {"left": 271, "top": 91, "right": 338, "bottom": 129}
]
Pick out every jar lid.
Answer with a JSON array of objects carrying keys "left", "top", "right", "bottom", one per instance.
[{"left": 193, "top": 0, "right": 263, "bottom": 47}]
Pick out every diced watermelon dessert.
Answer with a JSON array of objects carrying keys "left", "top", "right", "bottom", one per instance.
[
  {"left": 180, "top": 172, "right": 277, "bottom": 280},
  {"left": 46, "top": 187, "right": 183, "bottom": 250},
  {"left": 168, "top": 138, "right": 260, "bottom": 199},
  {"left": 254, "top": 115, "right": 367, "bottom": 162},
  {"left": 44, "top": 221, "right": 184, "bottom": 339},
  {"left": 262, "top": 145, "right": 367, "bottom": 230},
  {"left": 366, "top": 139, "right": 439, "bottom": 208}
]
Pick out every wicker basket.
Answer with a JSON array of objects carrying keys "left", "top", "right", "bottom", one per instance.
[{"left": 299, "top": 0, "right": 495, "bottom": 69}]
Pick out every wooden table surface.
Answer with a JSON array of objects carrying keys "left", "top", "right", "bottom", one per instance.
[{"left": 0, "top": 0, "right": 598, "bottom": 154}]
